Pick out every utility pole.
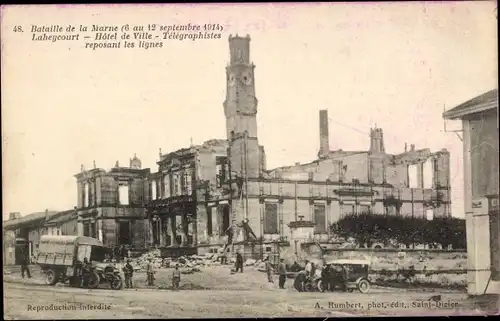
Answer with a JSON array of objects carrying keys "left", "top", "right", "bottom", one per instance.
[
  {"left": 227, "top": 131, "right": 234, "bottom": 255},
  {"left": 228, "top": 131, "right": 233, "bottom": 219},
  {"left": 244, "top": 131, "right": 249, "bottom": 220}
]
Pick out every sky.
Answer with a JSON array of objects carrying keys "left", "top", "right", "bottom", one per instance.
[{"left": 1, "top": 2, "right": 498, "bottom": 219}]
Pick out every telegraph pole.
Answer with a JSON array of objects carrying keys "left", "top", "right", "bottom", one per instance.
[{"left": 228, "top": 131, "right": 234, "bottom": 219}]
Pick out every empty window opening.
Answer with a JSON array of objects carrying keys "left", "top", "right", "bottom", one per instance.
[
  {"left": 313, "top": 204, "right": 326, "bottom": 234},
  {"left": 207, "top": 207, "right": 213, "bottom": 236},
  {"left": 408, "top": 164, "right": 419, "bottom": 188},
  {"left": 151, "top": 180, "right": 157, "bottom": 200},
  {"left": 83, "top": 183, "right": 89, "bottom": 207},
  {"left": 164, "top": 175, "right": 171, "bottom": 198},
  {"left": 118, "top": 185, "right": 130, "bottom": 205},
  {"left": 426, "top": 209, "right": 434, "bottom": 221},
  {"left": 423, "top": 159, "right": 434, "bottom": 189}
]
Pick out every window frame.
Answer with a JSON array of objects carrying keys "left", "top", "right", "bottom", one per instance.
[{"left": 263, "top": 202, "right": 279, "bottom": 235}]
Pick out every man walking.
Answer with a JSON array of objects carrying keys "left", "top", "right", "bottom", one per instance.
[
  {"left": 146, "top": 258, "right": 155, "bottom": 286},
  {"left": 122, "top": 259, "right": 134, "bottom": 289},
  {"left": 172, "top": 264, "right": 181, "bottom": 291},
  {"left": 235, "top": 252, "right": 244, "bottom": 273},
  {"left": 264, "top": 256, "right": 273, "bottom": 283},
  {"left": 278, "top": 258, "right": 287, "bottom": 289},
  {"left": 20, "top": 247, "right": 31, "bottom": 279}
]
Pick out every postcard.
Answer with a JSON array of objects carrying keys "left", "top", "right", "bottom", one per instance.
[{"left": 2, "top": 2, "right": 498, "bottom": 319}]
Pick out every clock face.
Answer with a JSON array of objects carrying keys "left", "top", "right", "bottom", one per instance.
[
  {"left": 228, "top": 73, "right": 236, "bottom": 87},
  {"left": 241, "top": 72, "right": 253, "bottom": 85}
]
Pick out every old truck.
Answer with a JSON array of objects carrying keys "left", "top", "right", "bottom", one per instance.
[{"left": 35, "top": 235, "right": 123, "bottom": 290}]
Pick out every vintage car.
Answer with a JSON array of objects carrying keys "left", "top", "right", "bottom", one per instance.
[
  {"left": 317, "top": 259, "right": 372, "bottom": 293},
  {"left": 35, "top": 235, "right": 123, "bottom": 290}
]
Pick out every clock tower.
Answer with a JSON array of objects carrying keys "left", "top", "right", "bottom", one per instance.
[
  {"left": 223, "top": 34, "right": 262, "bottom": 179},
  {"left": 224, "top": 34, "right": 258, "bottom": 139}
]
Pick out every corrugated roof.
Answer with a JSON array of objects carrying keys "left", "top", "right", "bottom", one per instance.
[{"left": 443, "top": 89, "right": 498, "bottom": 119}]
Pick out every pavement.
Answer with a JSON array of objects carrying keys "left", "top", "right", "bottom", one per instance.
[{"left": 3, "top": 265, "right": 497, "bottom": 319}]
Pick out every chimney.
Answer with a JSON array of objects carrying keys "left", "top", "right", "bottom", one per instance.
[
  {"left": 9, "top": 212, "right": 21, "bottom": 220},
  {"left": 318, "top": 110, "right": 330, "bottom": 158}
]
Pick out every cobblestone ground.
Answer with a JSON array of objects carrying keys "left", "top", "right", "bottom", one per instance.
[{"left": 3, "top": 265, "right": 497, "bottom": 319}]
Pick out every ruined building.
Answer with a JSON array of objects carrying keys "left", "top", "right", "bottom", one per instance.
[
  {"left": 74, "top": 156, "right": 150, "bottom": 248},
  {"left": 74, "top": 35, "right": 451, "bottom": 254}
]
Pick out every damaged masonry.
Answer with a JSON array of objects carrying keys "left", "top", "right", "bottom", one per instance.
[{"left": 74, "top": 34, "right": 451, "bottom": 260}]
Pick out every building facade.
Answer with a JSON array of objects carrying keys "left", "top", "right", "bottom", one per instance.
[
  {"left": 3, "top": 209, "right": 78, "bottom": 265},
  {"left": 145, "top": 34, "right": 452, "bottom": 257},
  {"left": 74, "top": 156, "right": 150, "bottom": 248},
  {"left": 443, "top": 89, "right": 499, "bottom": 295},
  {"left": 73, "top": 35, "right": 452, "bottom": 257}
]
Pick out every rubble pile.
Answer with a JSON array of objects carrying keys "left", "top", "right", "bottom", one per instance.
[{"left": 129, "top": 250, "right": 224, "bottom": 274}]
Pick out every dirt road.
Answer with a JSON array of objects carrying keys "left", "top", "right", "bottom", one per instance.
[{"left": 3, "top": 265, "right": 492, "bottom": 319}]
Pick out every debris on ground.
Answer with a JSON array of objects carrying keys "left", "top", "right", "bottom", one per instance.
[{"left": 126, "top": 249, "right": 227, "bottom": 274}]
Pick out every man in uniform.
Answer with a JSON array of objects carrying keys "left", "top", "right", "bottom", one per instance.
[
  {"left": 304, "top": 259, "right": 312, "bottom": 278},
  {"left": 122, "top": 259, "right": 134, "bottom": 289},
  {"left": 80, "top": 257, "right": 92, "bottom": 288},
  {"left": 340, "top": 265, "right": 349, "bottom": 292},
  {"left": 235, "top": 252, "right": 244, "bottom": 273},
  {"left": 264, "top": 255, "right": 273, "bottom": 283},
  {"left": 172, "top": 264, "right": 181, "bottom": 291},
  {"left": 146, "top": 258, "right": 155, "bottom": 286},
  {"left": 20, "top": 246, "right": 31, "bottom": 279},
  {"left": 278, "top": 258, "right": 287, "bottom": 289}
]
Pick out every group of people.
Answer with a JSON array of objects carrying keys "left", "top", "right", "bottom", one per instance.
[
  {"left": 142, "top": 258, "right": 182, "bottom": 290},
  {"left": 74, "top": 257, "right": 94, "bottom": 287},
  {"left": 264, "top": 256, "right": 288, "bottom": 289},
  {"left": 113, "top": 245, "right": 130, "bottom": 263}
]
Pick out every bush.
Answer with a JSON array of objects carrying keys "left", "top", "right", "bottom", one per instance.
[{"left": 330, "top": 213, "right": 466, "bottom": 249}]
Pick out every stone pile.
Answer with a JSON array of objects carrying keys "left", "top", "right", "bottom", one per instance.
[{"left": 128, "top": 250, "right": 223, "bottom": 274}]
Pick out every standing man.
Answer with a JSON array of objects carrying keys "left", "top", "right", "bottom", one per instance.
[
  {"left": 172, "top": 264, "right": 181, "bottom": 291},
  {"left": 122, "top": 259, "right": 134, "bottom": 289},
  {"left": 113, "top": 245, "right": 121, "bottom": 263},
  {"left": 304, "top": 259, "right": 312, "bottom": 278},
  {"left": 20, "top": 246, "right": 31, "bottom": 279},
  {"left": 80, "top": 257, "right": 91, "bottom": 288},
  {"left": 121, "top": 245, "right": 128, "bottom": 262},
  {"left": 146, "top": 258, "right": 155, "bottom": 286},
  {"left": 340, "top": 265, "right": 348, "bottom": 292},
  {"left": 278, "top": 258, "right": 287, "bottom": 289},
  {"left": 225, "top": 221, "right": 235, "bottom": 245},
  {"left": 264, "top": 256, "right": 273, "bottom": 283},
  {"left": 235, "top": 252, "right": 244, "bottom": 273}
]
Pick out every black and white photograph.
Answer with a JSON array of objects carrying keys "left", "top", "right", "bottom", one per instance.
[{"left": 1, "top": 2, "right": 499, "bottom": 318}]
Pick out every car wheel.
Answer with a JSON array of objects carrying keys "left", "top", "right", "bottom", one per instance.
[
  {"left": 358, "top": 279, "right": 370, "bottom": 294},
  {"left": 110, "top": 275, "right": 123, "bottom": 290},
  {"left": 87, "top": 271, "right": 100, "bottom": 289},
  {"left": 317, "top": 280, "right": 326, "bottom": 292}
]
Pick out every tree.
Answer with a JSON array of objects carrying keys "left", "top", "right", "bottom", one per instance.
[{"left": 330, "top": 213, "right": 466, "bottom": 249}]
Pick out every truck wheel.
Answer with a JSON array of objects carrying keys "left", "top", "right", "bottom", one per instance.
[
  {"left": 45, "top": 269, "right": 59, "bottom": 285},
  {"left": 110, "top": 275, "right": 123, "bottom": 290},
  {"left": 87, "top": 271, "right": 100, "bottom": 289}
]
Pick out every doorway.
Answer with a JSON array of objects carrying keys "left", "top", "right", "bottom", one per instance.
[{"left": 119, "top": 221, "right": 132, "bottom": 246}]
